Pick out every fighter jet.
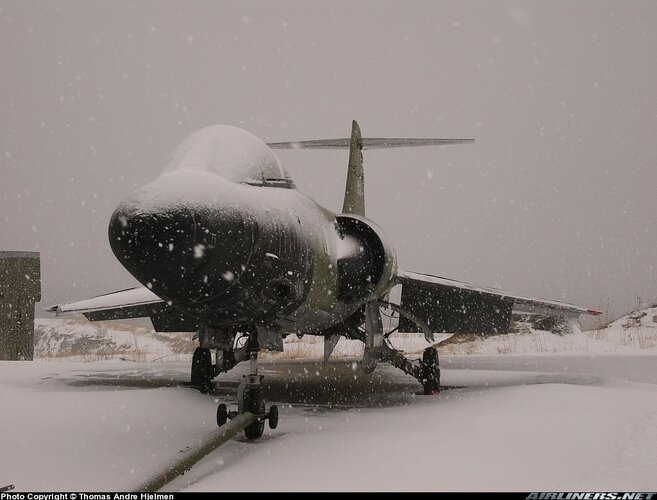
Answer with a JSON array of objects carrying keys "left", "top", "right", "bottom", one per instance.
[{"left": 48, "top": 121, "right": 600, "bottom": 439}]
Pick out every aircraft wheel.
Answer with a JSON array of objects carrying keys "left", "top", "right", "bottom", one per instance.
[
  {"left": 268, "top": 405, "right": 279, "bottom": 430},
  {"left": 191, "top": 347, "right": 213, "bottom": 393},
  {"left": 216, "top": 403, "right": 228, "bottom": 427},
  {"left": 421, "top": 347, "right": 441, "bottom": 395},
  {"left": 243, "top": 386, "right": 266, "bottom": 440}
]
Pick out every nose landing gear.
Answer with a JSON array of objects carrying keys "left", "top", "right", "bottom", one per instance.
[{"left": 215, "top": 351, "right": 279, "bottom": 440}]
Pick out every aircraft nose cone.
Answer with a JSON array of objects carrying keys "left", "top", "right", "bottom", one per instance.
[
  {"left": 109, "top": 200, "right": 202, "bottom": 298},
  {"left": 107, "top": 171, "right": 255, "bottom": 305}
]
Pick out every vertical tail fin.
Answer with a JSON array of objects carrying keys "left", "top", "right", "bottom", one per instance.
[
  {"left": 341, "top": 120, "right": 365, "bottom": 216},
  {"left": 266, "top": 122, "right": 474, "bottom": 216}
]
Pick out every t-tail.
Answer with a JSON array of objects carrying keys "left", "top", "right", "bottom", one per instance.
[{"left": 266, "top": 120, "right": 475, "bottom": 216}]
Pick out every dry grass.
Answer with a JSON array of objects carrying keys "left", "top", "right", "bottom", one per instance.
[
  {"left": 34, "top": 318, "right": 197, "bottom": 362},
  {"left": 35, "top": 307, "right": 657, "bottom": 363}
]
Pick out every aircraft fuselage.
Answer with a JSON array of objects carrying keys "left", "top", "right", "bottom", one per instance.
[{"left": 108, "top": 126, "right": 396, "bottom": 336}]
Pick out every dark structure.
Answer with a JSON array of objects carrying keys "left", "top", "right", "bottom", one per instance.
[
  {"left": 0, "top": 251, "right": 41, "bottom": 360},
  {"left": 399, "top": 280, "right": 514, "bottom": 335}
]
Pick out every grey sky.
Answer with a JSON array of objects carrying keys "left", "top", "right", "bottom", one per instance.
[{"left": 1, "top": 0, "right": 656, "bottom": 324}]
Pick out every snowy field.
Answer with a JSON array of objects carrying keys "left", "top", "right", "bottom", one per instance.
[
  {"left": 2, "top": 354, "right": 657, "bottom": 491},
  {"left": 1, "top": 309, "right": 656, "bottom": 491}
]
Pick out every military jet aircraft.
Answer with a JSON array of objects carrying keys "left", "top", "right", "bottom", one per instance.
[{"left": 48, "top": 121, "right": 600, "bottom": 439}]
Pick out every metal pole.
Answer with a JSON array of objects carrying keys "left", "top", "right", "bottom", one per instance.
[{"left": 132, "top": 412, "right": 257, "bottom": 492}]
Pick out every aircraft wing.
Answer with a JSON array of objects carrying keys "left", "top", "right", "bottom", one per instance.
[
  {"left": 395, "top": 269, "right": 601, "bottom": 335},
  {"left": 46, "top": 286, "right": 164, "bottom": 321},
  {"left": 46, "top": 286, "right": 198, "bottom": 331}
]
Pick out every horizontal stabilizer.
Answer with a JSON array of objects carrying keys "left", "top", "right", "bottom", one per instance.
[{"left": 267, "top": 138, "right": 474, "bottom": 150}]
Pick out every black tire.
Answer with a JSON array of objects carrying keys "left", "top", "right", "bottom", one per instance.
[
  {"left": 243, "top": 386, "right": 266, "bottom": 440},
  {"left": 268, "top": 405, "right": 279, "bottom": 430},
  {"left": 191, "top": 347, "right": 213, "bottom": 393},
  {"left": 421, "top": 347, "right": 441, "bottom": 395},
  {"left": 216, "top": 403, "right": 228, "bottom": 427}
]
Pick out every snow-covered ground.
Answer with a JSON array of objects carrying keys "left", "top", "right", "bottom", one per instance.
[
  {"left": 1, "top": 308, "right": 654, "bottom": 491},
  {"left": 1, "top": 355, "right": 656, "bottom": 491}
]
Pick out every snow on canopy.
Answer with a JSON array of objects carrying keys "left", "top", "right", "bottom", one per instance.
[{"left": 163, "top": 125, "right": 292, "bottom": 186}]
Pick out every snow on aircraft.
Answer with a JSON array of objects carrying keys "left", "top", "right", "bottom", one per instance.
[{"left": 48, "top": 121, "right": 600, "bottom": 439}]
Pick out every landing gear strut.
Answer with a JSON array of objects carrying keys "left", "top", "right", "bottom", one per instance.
[
  {"left": 373, "top": 301, "right": 442, "bottom": 394},
  {"left": 215, "top": 344, "right": 279, "bottom": 440},
  {"left": 378, "top": 342, "right": 441, "bottom": 395}
]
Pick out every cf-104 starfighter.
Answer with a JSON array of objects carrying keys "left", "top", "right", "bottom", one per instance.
[{"left": 49, "top": 121, "right": 600, "bottom": 439}]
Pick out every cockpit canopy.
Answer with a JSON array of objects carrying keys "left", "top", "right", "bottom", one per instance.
[{"left": 164, "top": 125, "right": 295, "bottom": 188}]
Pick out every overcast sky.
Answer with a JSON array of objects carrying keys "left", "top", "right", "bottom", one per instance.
[{"left": 1, "top": 0, "right": 656, "bottom": 324}]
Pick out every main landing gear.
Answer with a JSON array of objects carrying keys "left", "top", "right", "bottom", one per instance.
[
  {"left": 378, "top": 343, "right": 441, "bottom": 395},
  {"left": 190, "top": 347, "right": 214, "bottom": 393},
  {"left": 419, "top": 346, "right": 441, "bottom": 395},
  {"left": 371, "top": 301, "right": 442, "bottom": 395}
]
